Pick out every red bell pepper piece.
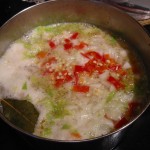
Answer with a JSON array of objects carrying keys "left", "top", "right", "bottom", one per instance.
[
  {"left": 84, "top": 59, "right": 97, "bottom": 74},
  {"left": 114, "top": 117, "right": 128, "bottom": 129},
  {"left": 74, "top": 65, "right": 85, "bottom": 73},
  {"left": 41, "top": 57, "right": 57, "bottom": 67},
  {"left": 54, "top": 70, "right": 73, "bottom": 87},
  {"left": 73, "top": 65, "right": 86, "bottom": 84},
  {"left": 48, "top": 40, "right": 56, "bottom": 49},
  {"left": 109, "top": 64, "right": 121, "bottom": 72},
  {"left": 84, "top": 58, "right": 106, "bottom": 75},
  {"left": 127, "top": 102, "right": 139, "bottom": 117},
  {"left": 107, "top": 76, "right": 124, "bottom": 90},
  {"left": 73, "top": 85, "right": 89, "bottom": 93},
  {"left": 64, "top": 38, "right": 71, "bottom": 43},
  {"left": 70, "top": 32, "right": 79, "bottom": 39},
  {"left": 112, "top": 102, "right": 139, "bottom": 129},
  {"left": 82, "top": 51, "right": 102, "bottom": 60},
  {"left": 74, "top": 42, "right": 88, "bottom": 50},
  {"left": 105, "top": 114, "right": 128, "bottom": 129},
  {"left": 96, "top": 65, "right": 107, "bottom": 74},
  {"left": 41, "top": 57, "right": 57, "bottom": 76},
  {"left": 109, "top": 64, "right": 126, "bottom": 76},
  {"left": 64, "top": 42, "right": 73, "bottom": 51}
]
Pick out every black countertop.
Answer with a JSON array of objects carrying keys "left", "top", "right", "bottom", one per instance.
[{"left": 0, "top": 1, "right": 150, "bottom": 150}]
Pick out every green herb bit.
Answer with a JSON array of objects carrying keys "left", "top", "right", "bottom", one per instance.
[
  {"left": 62, "top": 123, "right": 71, "bottom": 130},
  {"left": 71, "top": 129, "right": 79, "bottom": 134},
  {"left": 41, "top": 127, "right": 51, "bottom": 137},
  {"left": 31, "top": 75, "right": 57, "bottom": 97},
  {"left": 22, "top": 82, "right": 27, "bottom": 90},
  {"left": 105, "top": 34, "right": 117, "bottom": 46},
  {"left": 106, "top": 91, "right": 116, "bottom": 103},
  {"left": 51, "top": 99, "right": 70, "bottom": 119}
]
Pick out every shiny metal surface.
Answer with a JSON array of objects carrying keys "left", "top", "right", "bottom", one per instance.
[
  {"left": 100, "top": 0, "right": 150, "bottom": 21},
  {"left": 0, "top": 0, "right": 150, "bottom": 149}
]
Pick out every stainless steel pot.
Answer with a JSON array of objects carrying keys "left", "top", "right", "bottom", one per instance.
[{"left": 0, "top": 0, "right": 150, "bottom": 149}]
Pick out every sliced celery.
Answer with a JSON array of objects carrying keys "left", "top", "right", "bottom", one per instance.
[
  {"left": 22, "top": 82, "right": 27, "bottom": 90},
  {"left": 61, "top": 123, "right": 71, "bottom": 130},
  {"left": 106, "top": 91, "right": 116, "bottom": 103}
]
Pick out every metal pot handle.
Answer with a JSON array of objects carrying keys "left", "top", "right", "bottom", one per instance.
[{"left": 99, "top": 0, "right": 150, "bottom": 26}]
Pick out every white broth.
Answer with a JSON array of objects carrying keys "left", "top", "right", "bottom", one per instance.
[{"left": 0, "top": 23, "right": 147, "bottom": 140}]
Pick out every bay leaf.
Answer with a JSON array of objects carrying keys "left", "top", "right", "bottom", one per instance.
[{"left": 0, "top": 98, "right": 39, "bottom": 133}]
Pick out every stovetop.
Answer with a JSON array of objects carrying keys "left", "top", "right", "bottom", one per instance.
[{"left": 0, "top": 1, "right": 150, "bottom": 150}]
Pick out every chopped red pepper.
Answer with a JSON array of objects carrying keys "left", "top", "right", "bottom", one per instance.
[
  {"left": 41, "top": 57, "right": 57, "bottom": 67},
  {"left": 70, "top": 32, "right": 79, "bottom": 39},
  {"left": 82, "top": 51, "right": 102, "bottom": 60},
  {"left": 41, "top": 57, "right": 57, "bottom": 76},
  {"left": 48, "top": 40, "right": 56, "bottom": 49},
  {"left": 96, "top": 65, "right": 107, "bottom": 74},
  {"left": 74, "top": 42, "right": 88, "bottom": 50},
  {"left": 54, "top": 79, "right": 64, "bottom": 88},
  {"left": 82, "top": 52, "right": 126, "bottom": 76},
  {"left": 81, "top": 52, "right": 90, "bottom": 59},
  {"left": 115, "top": 102, "right": 139, "bottom": 129},
  {"left": 109, "top": 64, "right": 121, "bottom": 72},
  {"left": 84, "top": 59, "right": 97, "bottom": 75},
  {"left": 73, "top": 85, "right": 89, "bottom": 93},
  {"left": 54, "top": 70, "right": 73, "bottom": 87},
  {"left": 74, "top": 65, "right": 85, "bottom": 73},
  {"left": 64, "top": 38, "right": 71, "bottom": 43},
  {"left": 127, "top": 102, "right": 139, "bottom": 117},
  {"left": 74, "top": 73, "right": 79, "bottom": 85},
  {"left": 109, "top": 64, "right": 126, "bottom": 76},
  {"left": 114, "top": 117, "right": 128, "bottom": 129},
  {"left": 104, "top": 113, "right": 128, "bottom": 129},
  {"left": 74, "top": 65, "right": 86, "bottom": 84},
  {"left": 42, "top": 69, "right": 55, "bottom": 76},
  {"left": 64, "top": 42, "right": 73, "bottom": 51},
  {"left": 84, "top": 58, "right": 106, "bottom": 75},
  {"left": 105, "top": 101, "right": 139, "bottom": 130},
  {"left": 107, "top": 76, "right": 124, "bottom": 90},
  {"left": 102, "top": 54, "right": 116, "bottom": 64}
]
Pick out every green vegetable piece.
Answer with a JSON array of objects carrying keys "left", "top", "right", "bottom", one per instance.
[
  {"left": 51, "top": 99, "right": 70, "bottom": 119},
  {"left": 62, "top": 123, "right": 71, "bottom": 130},
  {"left": 110, "top": 36, "right": 117, "bottom": 45},
  {"left": 24, "top": 42, "right": 32, "bottom": 49},
  {"left": 22, "top": 82, "right": 27, "bottom": 90},
  {"left": 106, "top": 91, "right": 116, "bottom": 103},
  {"left": 41, "top": 128, "right": 51, "bottom": 137},
  {"left": 31, "top": 75, "right": 57, "bottom": 97}
]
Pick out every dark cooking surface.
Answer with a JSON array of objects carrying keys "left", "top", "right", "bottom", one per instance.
[{"left": 0, "top": 1, "right": 150, "bottom": 150}]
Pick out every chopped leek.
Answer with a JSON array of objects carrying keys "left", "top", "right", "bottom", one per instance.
[
  {"left": 62, "top": 123, "right": 71, "bottom": 130},
  {"left": 22, "top": 82, "right": 27, "bottom": 90},
  {"left": 106, "top": 91, "right": 116, "bottom": 103}
]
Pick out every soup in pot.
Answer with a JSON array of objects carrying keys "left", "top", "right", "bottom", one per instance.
[{"left": 0, "top": 23, "right": 148, "bottom": 140}]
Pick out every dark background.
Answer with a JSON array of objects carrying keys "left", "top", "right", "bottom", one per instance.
[{"left": 0, "top": 0, "right": 150, "bottom": 150}]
